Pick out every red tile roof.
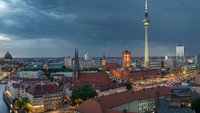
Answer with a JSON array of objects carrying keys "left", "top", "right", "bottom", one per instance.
[
  {"left": 76, "top": 72, "right": 112, "bottom": 84},
  {"left": 28, "top": 83, "right": 60, "bottom": 95},
  {"left": 75, "top": 87, "right": 169, "bottom": 113},
  {"left": 92, "top": 83, "right": 125, "bottom": 91},
  {"left": 74, "top": 99, "right": 105, "bottom": 113},
  {"left": 12, "top": 83, "right": 20, "bottom": 88},
  {"left": 74, "top": 99, "right": 137, "bottom": 113},
  {"left": 111, "top": 69, "right": 158, "bottom": 80},
  {"left": 106, "top": 109, "right": 137, "bottom": 113},
  {"left": 103, "top": 63, "right": 121, "bottom": 69},
  {"left": 96, "top": 86, "right": 170, "bottom": 108}
]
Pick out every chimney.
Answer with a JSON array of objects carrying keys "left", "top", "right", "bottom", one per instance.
[{"left": 123, "top": 109, "right": 127, "bottom": 113}]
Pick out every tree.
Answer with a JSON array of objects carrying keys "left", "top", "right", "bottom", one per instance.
[
  {"left": 125, "top": 83, "right": 133, "bottom": 91},
  {"left": 15, "top": 97, "right": 31, "bottom": 111},
  {"left": 22, "top": 97, "right": 30, "bottom": 103},
  {"left": 70, "top": 85, "right": 97, "bottom": 105},
  {"left": 192, "top": 98, "right": 200, "bottom": 113}
]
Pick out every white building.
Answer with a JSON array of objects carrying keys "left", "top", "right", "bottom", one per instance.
[
  {"left": 7, "top": 80, "right": 21, "bottom": 98},
  {"left": 50, "top": 72, "right": 73, "bottom": 79},
  {"left": 84, "top": 53, "right": 90, "bottom": 61},
  {"left": 64, "top": 57, "right": 73, "bottom": 68},
  {"left": 80, "top": 60, "right": 95, "bottom": 69},
  {"left": 176, "top": 45, "right": 185, "bottom": 57},
  {"left": 17, "top": 71, "right": 45, "bottom": 79}
]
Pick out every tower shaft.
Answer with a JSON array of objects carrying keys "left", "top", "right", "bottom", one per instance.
[
  {"left": 143, "top": 0, "right": 150, "bottom": 68},
  {"left": 144, "top": 26, "right": 149, "bottom": 68}
]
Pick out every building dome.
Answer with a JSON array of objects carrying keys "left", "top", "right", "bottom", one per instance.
[{"left": 4, "top": 51, "right": 12, "bottom": 60}]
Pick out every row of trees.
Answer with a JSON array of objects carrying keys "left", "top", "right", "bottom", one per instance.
[
  {"left": 71, "top": 85, "right": 97, "bottom": 105},
  {"left": 23, "top": 66, "right": 73, "bottom": 72},
  {"left": 13, "top": 97, "right": 31, "bottom": 112},
  {"left": 70, "top": 83, "right": 133, "bottom": 105}
]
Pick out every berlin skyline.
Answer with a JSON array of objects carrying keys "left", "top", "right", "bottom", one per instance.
[{"left": 0, "top": 0, "right": 199, "bottom": 57}]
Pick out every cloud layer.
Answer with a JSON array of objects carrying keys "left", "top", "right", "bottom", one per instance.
[{"left": 0, "top": 0, "right": 199, "bottom": 57}]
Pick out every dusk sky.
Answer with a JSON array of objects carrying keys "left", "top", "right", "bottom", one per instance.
[{"left": 0, "top": 0, "right": 199, "bottom": 57}]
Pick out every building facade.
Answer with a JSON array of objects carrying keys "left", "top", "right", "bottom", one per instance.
[
  {"left": 122, "top": 50, "right": 131, "bottom": 68},
  {"left": 176, "top": 45, "right": 185, "bottom": 57}
]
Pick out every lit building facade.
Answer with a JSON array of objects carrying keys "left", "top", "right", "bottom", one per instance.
[
  {"left": 170, "top": 86, "right": 192, "bottom": 107},
  {"left": 122, "top": 50, "right": 131, "bottom": 68},
  {"left": 101, "top": 53, "right": 107, "bottom": 66},
  {"left": 26, "top": 83, "right": 63, "bottom": 112}
]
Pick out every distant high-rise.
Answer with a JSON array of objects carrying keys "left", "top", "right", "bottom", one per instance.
[
  {"left": 176, "top": 45, "right": 185, "bottom": 57},
  {"left": 122, "top": 50, "right": 131, "bottom": 68},
  {"left": 73, "top": 48, "right": 80, "bottom": 81},
  {"left": 195, "top": 55, "right": 200, "bottom": 66},
  {"left": 84, "top": 53, "right": 90, "bottom": 61},
  {"left": 64, "top": 57, "right": 73, "bottom": 68},
  {"left": 143, "top": 0, "right": 150, "bottom": 68}
]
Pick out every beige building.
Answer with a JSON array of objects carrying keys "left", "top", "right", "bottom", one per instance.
[
  {"left": 7, "top": 80, "right": 20, "bottom": 98},
  {"left": 7, "top": 79, "right": 63, "bottom": 113},
  {"left": 27, "top": 83, "right": 64, "bottom": 112}
]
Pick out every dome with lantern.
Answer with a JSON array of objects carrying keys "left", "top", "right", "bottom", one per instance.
[{"left": 4, "top": 51, "right": 12, "bottom": 62}]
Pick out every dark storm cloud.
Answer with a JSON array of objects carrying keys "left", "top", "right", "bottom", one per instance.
[{"left": 0, "top": 0, "right": 199, "bottom": 57}]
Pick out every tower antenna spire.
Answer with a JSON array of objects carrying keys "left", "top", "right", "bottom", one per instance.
[{"left": 145, "top": 0, "right": 148, "bottom": 12}]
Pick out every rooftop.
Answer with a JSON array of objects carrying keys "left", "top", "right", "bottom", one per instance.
[
  {"left": 75, "top": 86, "right": 170, "bottom": 113},
  {"left": 74, "top": 99, "right": 137, "bottom": 113},
  {"left": 28, "top": 83, "right": 60, "bottom": 95},
  {"left": 76, "top": 72, "right": 113, "bottom": 84}
]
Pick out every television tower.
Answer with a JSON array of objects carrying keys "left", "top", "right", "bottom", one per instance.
[{"left": 143, "top": 0, "right": 150, "bottom": 68}]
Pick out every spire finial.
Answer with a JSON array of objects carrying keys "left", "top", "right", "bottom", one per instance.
[
  {"left": 103, "top": 49, "right": 106, "bottom": 58},
  {"left": 74, "top": 48, "right": 80, "bottom": 70}
]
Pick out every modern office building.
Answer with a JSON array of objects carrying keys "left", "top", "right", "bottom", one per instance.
[
  {"left": 176, "top": 45, "right": 185, "bottom": 57},
  {"left": 176, "top": 45, "right": 186, "bottom": 67}
]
